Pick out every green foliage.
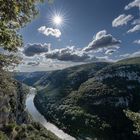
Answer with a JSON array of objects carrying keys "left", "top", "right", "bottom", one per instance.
[
  {"left": 0, "top": 0, "right": 45, "bottom": 68},
  {"left": 0, "top": 73, "right": 60, "bottom": 140},
  {"left": 37, "top": 62, "right": 110, "bottom": 96},
  {"left": 0, "top": 0, "right": 44, "bottom": 51},
  {"left": 0, "top": 69, "right": 16, "bottom": 95},
  {"left": 124, "top": 110, "right": 140, "bottom": 135},
  {"left": 34, "top": 60, "right": 140, "bottom": 139},
  {"left": 1, "top": 123, "right": 60, "bottom": 140},
  {"left": 0, "top": 131, "right": 8, "bottom": 140},
  {"left": 117, "top": 57, "right": 140, "bottom": 65},
  {"left": 0, "top": 1, "right": 60, "bottom": 140}
]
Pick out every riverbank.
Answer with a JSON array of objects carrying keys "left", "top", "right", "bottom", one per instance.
[{"left": 26, "top": 88, "right": 76, "bottom": 140}]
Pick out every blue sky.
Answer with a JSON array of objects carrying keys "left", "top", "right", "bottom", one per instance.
[{"left": 17, "top": 0, "right": 140, "bottom": 72}]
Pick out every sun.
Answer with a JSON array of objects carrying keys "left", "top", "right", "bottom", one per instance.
[
  {"left": 48, "top": 7, "right": 69, "bottom": 28},
  {"left": 53, "top": 15, "right": 63, "bottom": 25}
]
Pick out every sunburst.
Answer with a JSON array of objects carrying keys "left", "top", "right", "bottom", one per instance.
[{"left": 48, "top": 6, "right": 69, "bottom": 28}]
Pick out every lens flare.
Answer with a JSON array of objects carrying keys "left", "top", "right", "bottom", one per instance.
[
  {"left": 53, "top": 15, "right": 63, "bottom": 25},
  {"left": 48, "top": 7, "right": 69, "bottom": 28}
]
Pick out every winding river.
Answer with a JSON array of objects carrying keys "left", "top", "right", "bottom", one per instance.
[{"left": 25, "top": 88, "right": 76, "bottom": 140}]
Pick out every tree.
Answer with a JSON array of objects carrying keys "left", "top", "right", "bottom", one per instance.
[
  {"left": 124, "top": 110, "right": 140, "bottom": 136},
  {"left": 0, "top": 0, "right": 46, "bottom": 68}
]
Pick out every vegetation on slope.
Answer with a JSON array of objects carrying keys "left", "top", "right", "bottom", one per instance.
[
  {"left": 0, "top": 122, "right": 60, "bottom": 140},
  {"left": 0, "top": 1, "right": 60, "bottom": 139},
  {"left": 116, "top": 57, "right": 140, "bottom": 65},
  {"left": 124, "top": 110, "right": 140, "bottom": 136},
  {"left": 34, "top": 57, "right": 140, "bottom": 140},
  {"left": 0, "top": 70, "right": 60, "bottom": 140}
]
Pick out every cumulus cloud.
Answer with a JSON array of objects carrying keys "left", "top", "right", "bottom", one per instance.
[
  {"left": 83, "top": 30, "right": 121, "bottom": 52},
  {"left": 16, "top": 44, "right": 115, "bottom": 72},
  {"left": 122, "top": 1, "right": 140, "bottom": 34},
  {"left": 125, "top": 0, "right": 140, "bottom": 10},
  {"left": 27, "top": 61, "right": 40, "bottom": 66},
  {"left": 132, "top": 19, "right": 140, "bottom": 25},
  {"left": 134, "top": 39, "right": 140, "bottom": 44},
  {"left": 16, "top": 57, "right": 86, "bottom": 72},
  {"left": 105, "top": 49, "right": 116, "bottom": 55},
  {"left": 38, "top": 26, "right": 61, "bottom": 38},
  {"left": 127, "top": 24, "right": 140, "bottom": 33},
  {"left": 46, "top": 46, "right": 90, "bottom": 62},
  {"left": 112, "top": 14, "right": 133, "bottom": 27},
  {"left": 23, "top": 43, "right": 50, "bottom": 57}
]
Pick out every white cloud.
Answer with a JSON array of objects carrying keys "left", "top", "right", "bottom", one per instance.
[
  {"left": 134, "top": 39, "right": 140, "bottom": 44},
  {"left": 83, "top": 30, "right": 121, "bottom": 52},
  {"left": 96, "top": 56, "right": 115, "bottom": 62},
  {"left": 38, "top": 26, "right": 61, "bottom": 38},
  {"left": 112, "top": 14, "right": 133, "bottom": 27},
  {"left": 17, "top": 53, "right": 108, "bottom": 72},
  {"left": 15, "top": 53, "right": 86, "bottom": 72},
  {"left": 16, "top": 44, "right": 114, "bottom": 72},
  {"left": 127, "top": 24, "right": 140, "bottom": 33},
  {"left": 132, "top": 19, "right": 140, "bottom": 25},
  {"left": 46, "top": 46, "right": 91, "bottom": 62},
  {"left": 125, "top": 0, "right": 140, "bottom": 10},
  {"left": 120, "top": 53, "right": 131, "bottom": 58},
  {"left": 105, "top": 49, "right": 116, "bottom": 55}
]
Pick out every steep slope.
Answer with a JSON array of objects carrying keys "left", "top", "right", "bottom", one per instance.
[
  {"left": 0, "top": 70, "right": 60, "bottom": 140},
  {"left": 34, "top": 58, "right": 140, "bottom": 140},
  {"left": 33, "top": 62, "right": 112, "bottom": 138},
  {"left": 38, "top": 62, "right": 110, "bottom": 94},
  {"left": 76, "top": 64, "right": 140, "bottom": 139}
]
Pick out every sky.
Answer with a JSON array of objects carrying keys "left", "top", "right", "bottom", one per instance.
[{"left": 17, "top": 0, "right": 140, "bottom": 72}]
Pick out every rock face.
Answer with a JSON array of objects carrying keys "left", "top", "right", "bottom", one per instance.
[
  {"left": 95, "top": 65, "right": 140, "bottom": 83},
  {"left": 0, "top": 78, "right": 33, "bottom": 129},
  {"left": 0, "top": 71, "right": 60, "bottom": 140},
  {"left": 33, "top": 58, "right": 140, "bottom": 140},
  {"left": 14, "top": 83, "right": 30, "bottom": 124}
]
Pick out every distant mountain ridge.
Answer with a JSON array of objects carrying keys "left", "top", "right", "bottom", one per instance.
[{"left": 14, "top": 71, "right": 51, "bottom": 86}]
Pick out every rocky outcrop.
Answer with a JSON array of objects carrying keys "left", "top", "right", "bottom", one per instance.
[
  {"left": 0, "top": 81, "right": 30, "bottom": 128},
  {"left": 95, "top": 65, "right": 140, "bottom": 83}
]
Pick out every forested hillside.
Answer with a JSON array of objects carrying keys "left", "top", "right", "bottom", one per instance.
[{"left": 32, "top": 57, "right": 140, "bottom": 140}]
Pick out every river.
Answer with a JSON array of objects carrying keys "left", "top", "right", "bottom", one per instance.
[{"left": 25, "top": 87, "right": 76, "bottom": 140}]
